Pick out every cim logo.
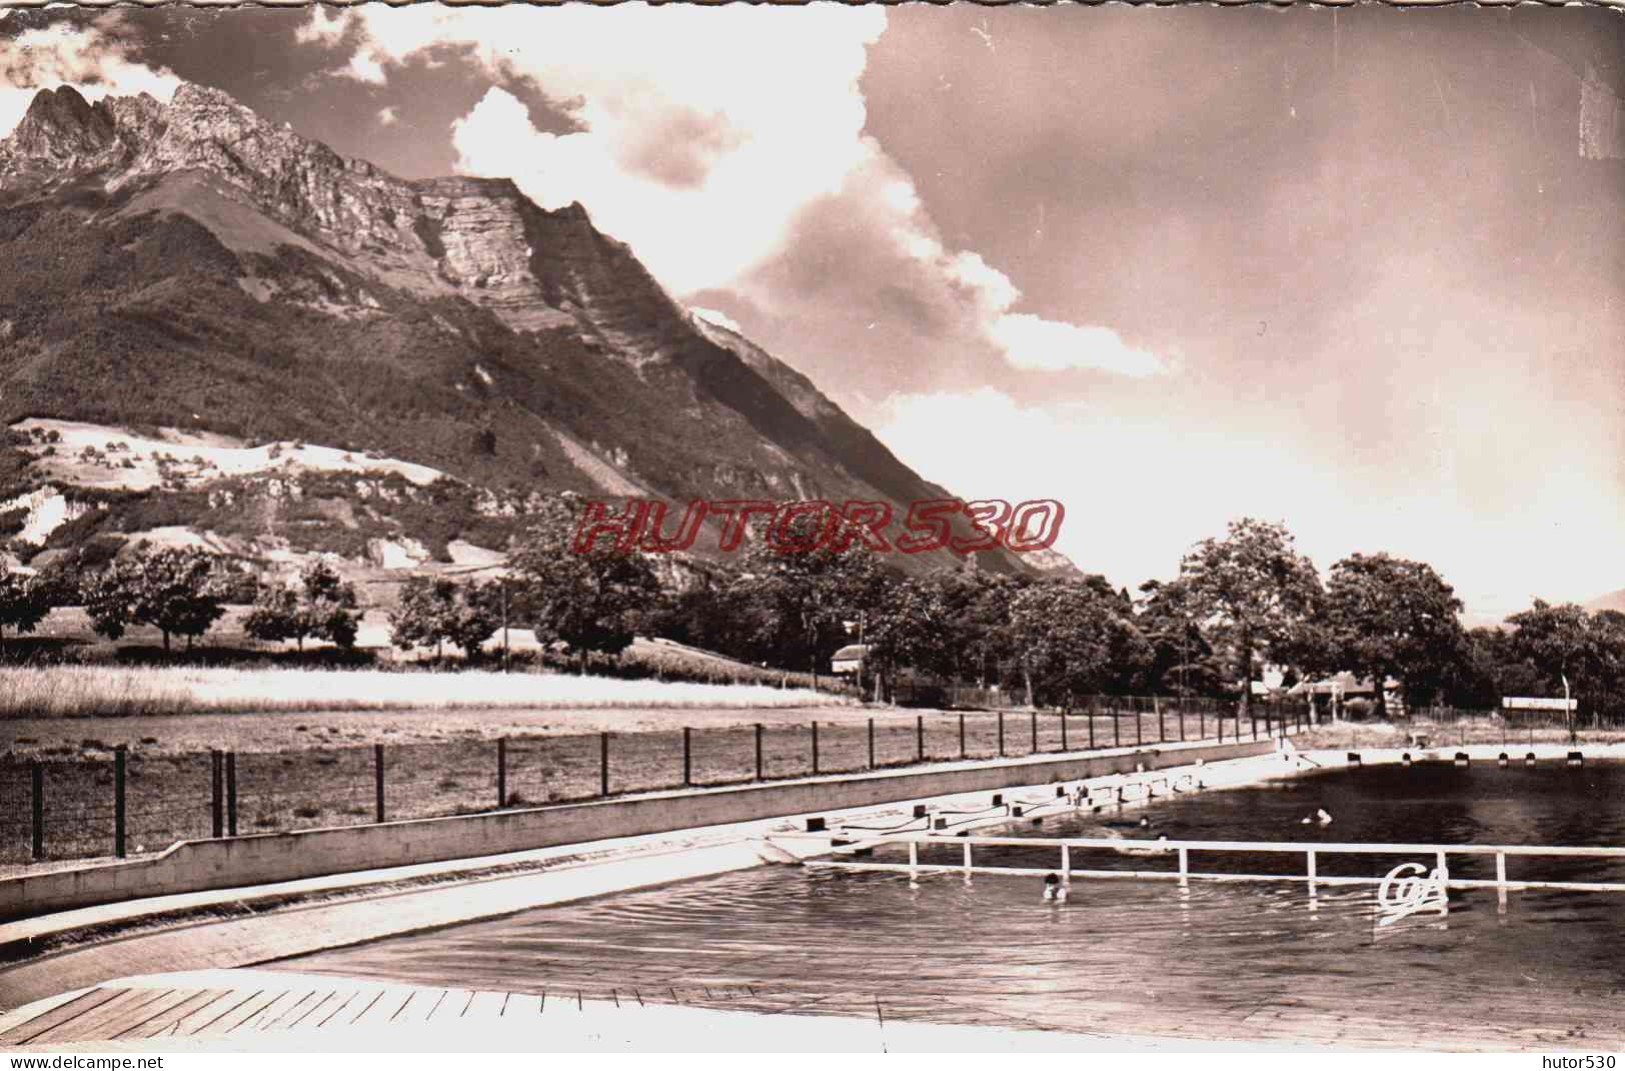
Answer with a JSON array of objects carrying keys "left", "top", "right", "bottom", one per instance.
[
  {"left": 1376, "top": 861, "right": 1448, "bottom": 926},
  {"left": 572, "top": 498, "right": 1066, "bottom": 556}
]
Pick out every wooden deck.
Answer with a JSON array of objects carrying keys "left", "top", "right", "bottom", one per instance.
[{"left": 0, "top": 974, "right": 596, "bottom": 1047}]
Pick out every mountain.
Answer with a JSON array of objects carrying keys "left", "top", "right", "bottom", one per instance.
[
  {"left": 1585, "top": 589, "right": 1625, "bottom": 614},
  {"left": 0, "top": 83, "right": 1077, "bottom": 584}
]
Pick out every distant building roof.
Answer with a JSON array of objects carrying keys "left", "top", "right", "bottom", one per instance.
[{"left": 832, "top": 644, "right": 869, "bottom": 662}]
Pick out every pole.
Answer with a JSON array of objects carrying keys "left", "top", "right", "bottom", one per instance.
[
  {"left": 683, "top": 727, "right": 692, "bottom": 786},
  {"left": 600, "top": 732, "right": 610, "bottom": 796},
  {"left": 959, "top": 713, "right": 966, "bottom": 759},
  {"left": 1114, "top": 709, "right": 1121, "bottom": 749},
  {"left": 498, "top": 737, "right": 508, "bottom": 807},
  {"left": 374, "top": 743, "right": 385, "bottom": 823},
  {"left": 500, "top": 580, "right": 510, "bottom": 673},
  {"left": 1030, "top": 710, "right": 1038, "bottom": 754},
  {"left": 1179, "top": 701, "right": 1186, "bottom": 742},
  {"left": 1061, "top": 713, "right": 1069, "bottom": 752},
  {"left": 114, "top": 745, "right": 126, "bottom": 859},
  {"left": 211, "top": 749, "right": 224, "bottom": 839},
  {"left": 868, "top": 718, "right": 875, "bottom": 769},
  {"left": 226, "top": 751, "right": 237, "bottom": 837},
  {"left": 917, "top": 714, "right": 925, "bottom": 762},
  {"left": 755, "top": 723, "right": 764, "bottom": 781},
  {"left": 1157, "top": 698, "right": 1165, "bottom": 743},
  {"left": 812, "top": 722, "right": 820, "bottom": 775},
  {"left": 1089, "top": 702, "right": 1096, "bottom": 749},
  {"left": 998, "top": 712, "right": 1005, "bottom": 757},
  {"left": 30, "top": 761, "right": 43, "bottom": 861}
]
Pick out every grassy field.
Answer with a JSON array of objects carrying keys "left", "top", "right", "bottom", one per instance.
[{"left": 0, "top": 664, "right": 856, "bottom": 718}]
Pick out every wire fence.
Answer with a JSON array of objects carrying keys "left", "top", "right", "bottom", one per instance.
[
  {"left": 1298, "top": 705, "right": 1625, "bottom": 751},
  {"left": 0, "top": 697, "right": 1313, "bottom": 868}
]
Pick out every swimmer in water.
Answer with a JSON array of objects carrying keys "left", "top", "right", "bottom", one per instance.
[
  {"left": 1043, "top": 873, "right": 1065, "bottom": 901},
  {"left": 1300, "top": 808, "right": 1334, "bottom": 826}
]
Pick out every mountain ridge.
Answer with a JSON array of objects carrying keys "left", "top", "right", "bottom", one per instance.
[{"left": 0, "top": 82, "right": 1079, "bottom": 583}]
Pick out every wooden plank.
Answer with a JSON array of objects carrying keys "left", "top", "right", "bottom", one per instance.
[
  {"left": 123, "top": 990, "right": 231, "bottom": 1040},
  {"left": 160, "top": 991, "right": 247, "bottom": 1039},
  {"left": 341, "top": 990, "right": 389, "bottom": 1028},
  {"left": 256, "top": 990, "right": 318, "bottom": 1032},
  {"left": 223, "top": 991, "right": 296, "bottom": 1035},
  {"left": 185, "top": 990, "right": 266, "bottom": 1036},
  {"left": 30, "top": 989, "right": 175, "bottom": 1045},
  {"left": 2, "top": 989, "right": 128, "bottom": 1045},
  {"left": 281, "top": 990, "right": 341, "bottom": 1031}
]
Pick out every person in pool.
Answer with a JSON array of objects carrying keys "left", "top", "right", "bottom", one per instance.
[{"left": 1043, "top": 873, "right": 1067, "bottom": 901}]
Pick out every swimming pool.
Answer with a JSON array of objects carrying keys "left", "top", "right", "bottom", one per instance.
[{"left": 277, "top": 762, "right": 1625, "bottom": 1049}]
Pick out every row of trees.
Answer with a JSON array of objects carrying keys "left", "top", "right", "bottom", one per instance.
[{"left": 0, "top": 500, "right": 1619, "bottom": 721}]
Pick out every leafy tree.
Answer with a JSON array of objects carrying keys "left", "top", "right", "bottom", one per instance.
[
  {"left": 1178, "top": 518, "right": 1323, "bottom": 720},
  {"left": 388, "top": 576, "right": 502, "bottom": 659},
  {"left": 862, "top": 574, "right": 949, "bottom": 703},
  {"left": 244, "top": 561, "right": 360, "bottom": 652},
  {"left": 1324, "top": 552, "right": 1465, "bottom": 716},
  {"left": 82, "top": 545, "right": 228, "bottom": 652},
  {"left": 1135, "top": 578, "right": 1225, "bottom": 697},
  {"left": 0, "top": 561, "right": 52, "bottom": 655},
  {"left": 509, "top": 496, "right": 661, "bottom": 674},
  {"left": 1009, "top": 578, "right": 1150, "bottom": 711},
  {"left": 1506, "top": 600, "right": 1595, "bottom": 730}
]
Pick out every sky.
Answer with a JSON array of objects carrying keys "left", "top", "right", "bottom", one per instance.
[{"left": 2, "top": 3, "right": 1624, "bottom": 621}]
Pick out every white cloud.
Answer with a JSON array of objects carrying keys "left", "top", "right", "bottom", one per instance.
[
  {"left": 297, "top": 3, "right": 1165, "bottom": 378},
  {"left": 987, "top": 314, "right": 1167, "bottom": 376},
  {"left": 0, "top": 19, "right": 183, "bottom": 138},
  {"left": 377, "top": 105, "right": 399, "bottom": 127}
]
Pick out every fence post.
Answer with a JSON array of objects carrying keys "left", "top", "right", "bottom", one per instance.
[
  {"left": 1114, "top": 709, "right": 1121, "bottom": 749},
  {"left": 1179, "top": 702, "right": 1186, "bottom": 742},
  {"left": 1136, "top": 704, "right": 1143, "bottom": 747},
  {"left": 755, "top": 723, "right": 764, "bottom": 781},
  {"left": 30, "top": 761, "right": 42, "bottom": 861},
  {"left": 374, "top": 743, "right": 385, "bottom": 823},
  {"left": 812, "top": 722, "right": 820, "bottom": 775},
  {"left": 1200, "top": 703, "right": 1206, "bottom": 741},
  {"left": 1061, "top": 713, "right": 1069, "bottom": 752},
  {"left": 114, "top": 745, "right": 126, "bottom": 859},
  {"left": 868, "top": 718, "right": 876, "bottom": 769},
  {"left": 1251, "top": 709, "right": 1258, "bottom": 740},
  {"left": 211, "top": 749, "right": 224, "bottom": 839},
  {"left": 226, "top": 752, "right": 237, "bottom": 837},
  {"left": 1157, "top": 698, "right": 1166, "bottom": 743},
  {"left": 683, "top": 727, "right": 692, "bottom": 787},
  {"left": 917, "top": 715, "right": 925, "bottom": 762},
  {"left": 959, "top": 713, "right": 966, "bottom": 759},
  {"left": 998, "top": 712, "right": 1005, "bottom": 757},
  {"left": 1089, "top": 703, "right": 1096, "bottom": 749},
  {"left": 600, "top": 732, "right": 610, "bottom": 796},
  {"left": 1030, "top": 710, "right": 1038, "bottom": 754},
  {"left": 498, "top": 737, "right": 508, "bottom": 807}
]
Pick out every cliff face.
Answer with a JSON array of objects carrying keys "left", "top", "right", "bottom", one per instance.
[{"left": 0, "top": 82, "right": 1077, "bottom": 578}]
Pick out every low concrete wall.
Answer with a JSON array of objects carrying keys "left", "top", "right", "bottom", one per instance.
[{"left": 3, "top": 738, "right": 1273, "bottom": 919}]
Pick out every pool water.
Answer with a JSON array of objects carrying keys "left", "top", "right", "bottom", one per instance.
[{"left": 280, "top": 763, "right": 1625, "bottom": 1049}]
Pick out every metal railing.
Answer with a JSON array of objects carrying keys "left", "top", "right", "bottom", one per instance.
[{"left": 778, "top": 832, "right": 1625, "bottom": 907}]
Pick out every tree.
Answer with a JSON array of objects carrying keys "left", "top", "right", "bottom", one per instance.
[
  {"left": 244, "top": 561, "right": 361, "bottom": 652},
  {"left": 1324, "top": 553, "right": 1465, "bottom": 717},
  {"left": 509, "top": 496, "right": 661, "bottom": 674},
  {"left": 1135, "top": 578, "right": 1225, "bottom": 697},
  {"left": 388, "top": 576, "right": 502, "bottom": 659},
  {"left": 82, "top": 545, "right": 228, "bottom": 652},
  {"left": 1178, "top": 518, "right": 1322, "bottom": 721},
  {"left": 862, "top": 574, "right": 949, "bottom": 703},
  {"left": 0, "top": 561, "right": 52, "bottom": 655},
  {"left": 1009, "top": 578, "right": 1150, "bottom": 711},
  {"left": 1506, "top": 600, "right": 1595, "bottom": 733},
  {"left": 728, "top": 510, "right": 888, "bottom": 690}
]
